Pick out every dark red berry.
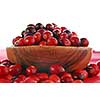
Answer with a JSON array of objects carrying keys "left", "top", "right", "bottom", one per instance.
[
  {"left": 62, "top": 38, "right": 71, "bottom": 46},
  {"left": 69, "top": 36, "right": 79, "bottom": 46},
  {"left": 39, "top": 41, "right": 47, "bottom": 46},
  {"left": 37, "top": 29, "right": 45, "bottom": 34},
  {"left": 0, "top": 78, "right": 11, "bottom": 83},
  {"left": 9, "top": 64, "right": 22, "bottom": 76},
  {"left": 41, "top": 79, "right": 54, "bottom": 83},
  {"left": 53, "top": 28, "right": 61, "bottom": 36},
  {"left": 80, "top": 38, "right": 89, "bottom": 47},
  {"left": 72, "top": 69, "right": 88, "bottom": 80},
  {"left": 97, "top": 61, "right": 100, "bottom": 69},
  {"left": 14, "top": 38, "right": 24, "bottom": 46},
  {"left": 0, "top": 59, "right": 13, "bottom": 66},
  {"left": 27, "top": 24, "right": 35, "bottom": 28},
  {"left": 37, "top": 73, "right": 48, "bottom": 81},
  {"left": 46, "top": 23, "right": 53, "bottom": 31},
  {"left": 49, "top": 74, "right": 60, "bottom": 83},
  {"left": 0, "top": 66, "right": 9, "bottom": 77},
  {"left": 86, "top": 64, "right": 99, "bottom": 77},
  {"left": 26, "top": 27, "right": 36, "bottom": 33},
  {"left": 60, "top": 27, "right": 67, "bottom": 33},
  {"left": 33, "top": 32, "right": 42, "bottom": 44},
  {"left": 35, "top": 23, "right": 44, "bottom": 30},
  {"left": 59, "top": 33, "right": 68, "bottom": 40},
  {"left": 61, "top": 72, "right": 73, "bottom": 83},
  {"left": 47, "top": 37, "right": 58, "bottom": 46},
  {"left": 73, "top": 80, "right": 83, "bottom": 83},
  {"left": 12, "top": 36, "right": 22, "bottom": 45},
  {"left": 50, "top": 64, "right": 65, "bottom": 75},
  {"left": 26, "top": 65, "right": 37, "bottom": 76},
  {"left": 43, "top": 31, "right": 53, "bottom": 40},
  {"left": 71, "top": 32, "right": 78, "bottom": 37},
  {"left": 24, "top": 36, "right": 35, "bottom": 46}
]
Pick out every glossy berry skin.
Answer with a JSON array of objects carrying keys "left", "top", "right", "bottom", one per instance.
[
  {"left": 50, "top": 64, "right": 65, "bottom": 75},
  {"left": 26, "top": 65, "right": 37, "bottom": 76},
  {"left": 0, "top": 78, "right": 11, "bottom": 83},
  {"left": 59, "top": 33, "right": 68, "bottom": 40},
  {"left": 24, "top": 36, "right": 35, "bottom": 46},
  {"left": 69, "top": 36, "right": 79, "bottom": 46},
  {"left": 60, "top": 27, "right": 67, "bottom": 33},
  {"left": 80, "top": 38, "right": 89, "bottom": 47},
  {"left": 47, "top": 37, "right": 58, "bottom": 46},
  {"left": 26, "top": 27, "right": 36, "bottom": 33},
  {"left": 49, "top": 74, "right": 60, "bottom": 83},
  {"left": 46, "top": 23, "right": 53, "bottom": 31},
  {"left": 37, "top": 29, "right": 45, "bottom": 34},
  {"left": 14, "top": 38, "right": 24, "bottom": 46},
  {"left": 61, "top": 72, "right": 74, "bottom": 83},
  {"left": 86, "top": 64, "right": 99, "bottom": 77},
  {"left": 97, "top": 61, "right": 100, "bottom": 69},
  {"left": 72, "top": 69, "right": 88, "bottom": 80},
  {"left": 37, "top": 73, "right": 48, "bottom": 81},
  {"left": 0, "top": 59, "right": 13, "bottom": 66},
  {"left": 33, "top": 32, "right": 42, "bottom": 44},
  {"left": 73, "top": 80, "right": 83, "bottom": 83},
  {"left": 62, "top": 38, "right": 71, "bottom": 46},
  {"left": 41, "top": 79, "right": 54, "bottom": 83},
  {"left": 43, "top": 31, "right": 53, "bottom": 40},
  {"left": 35, "top": 23, "right": 44, "bottom": 30},
  {"left": 12, "top": 36, "right": 22, "bottom": 45},
  {"left": 0, "top": 66, "right": 9, "bottom": 77},
  {"left": 9, "top": 64, "right": 22, "bottom": 76},
  {"left": 27, "top": 24, "right": 35, "bottom": 28},
  {"left": 71, "top": 32, "right": 77, "bottom": 37},
  {"left": 53, "top": 28, "right": 61, "bottom": 36},
  {"left": 39, "top": 41, "right": 47, "bottom": 46}
]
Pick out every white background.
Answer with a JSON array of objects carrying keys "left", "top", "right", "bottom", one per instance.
[
  {"left": 0, "top": 0, "right": 100, "bottom": 50},
  {"left": 0, "top": 0, "right": 100, "bottom": 99}
]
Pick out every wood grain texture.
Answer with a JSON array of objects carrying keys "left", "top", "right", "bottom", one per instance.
[{"left": 6, "top": 46, "right": 92, "bottom": 72}]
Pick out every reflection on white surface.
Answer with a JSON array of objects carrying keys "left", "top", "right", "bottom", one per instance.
[{"left": 0, "top": 0, "right": 100, "bottom": 51}]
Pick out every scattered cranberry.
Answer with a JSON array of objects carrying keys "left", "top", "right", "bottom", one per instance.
[
  {"left": 12, "top": 36, "right": 22, "bottom": 45},
  {"left": 72, "top": 69, "right": 88, "bottom": 80},
  {"left": 80, "top": 38, "right": 89, "bottom": 47},
  {"left": 86, "top": 64, "right": 99, "bottom": 77},
  {"left": 50, "top": 64, "right": 65, "bottom": 75},
  {"left": 37, "top": 73, "right": 48, "bottom": 81},
  {"left": 39, "top": 41, "right": 47, "bottom": 46},
  {"left": 9, "top": 64, "right": 22, "bottom": 76},
  {"left": 14, "top": 38, "right": 24, "bottom": 46},
  {"left": 49, "top": 74, "right": 60, "bottom": 83},
  {"left": 62, "top": 38, "right": 71, "bottom": 46},
  {"left": 43, "top": 31, "right": 53, "bottom": 40},
  {"left": 47, "top": 37, "right": 58, "bottom": 46},
  {"left": 37, "top": 29, "right": 45, "bottom": 34},
  {"left": 26, "top": 65, "right": 37, "bottom": 76},
  {"left": 73, "top": 80, "right": 83, "bottom": 83},
  {"left": 24, "top": 36, "right": 35, "bottom": 46}
]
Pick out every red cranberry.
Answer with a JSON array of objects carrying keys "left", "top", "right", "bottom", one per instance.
[
  {"left": 14, "top": 38, "right": 24, "bottom": 46},
  {"left": 33, "top": 32, "right": 42, "bottom": 44},
  {"left": 59, "top": 33, "right": 69, "bottom": 40},
  {"left": 37, "top": 73, "right": 48, "bottom": 81},
  {"left": 4, "top": 74, "right": 13, "bottom": 80},
  {"left": 61, "top": 72, "right": 74, "bottom": 83},
  {"left": 72, "top": 69, "right": 88, "bottom": 80},
  {"left": 9, "top": 64, "right": 22, "bottom": 76},
  {"left": 26, "top": 27, "right": 36, "bottom": 33},
  {"left": 23, "top": 75, "right": 40, "bottom": 83},
  {"left": 64, "top": 30, "right": 71, "bottom": 34},
  {"left": 39, "top": 41, "right": 47, "bottom": 46},
  {"left": 60, "top": 27, "right": 67, "bottom": 33},
  {"left": 62, "top": 38, "right": 71, "bottom": 46},
  {"left": 37, "top": 29, "right": 45, "bottom": 34},
  {"left": 49, "top": 74, "right": 60, "bottom": 83},
  {"left": 0, "top": 78, "right": 11, "bottom": 83},
  {"left": 86, "top": 64, "right": 99, "bottom": 77},
  {"left": 41, "top": 79, "right": 54, "bottom": 83},
  {"left": 42, "top": 31, "right": 53, "bottom": 40},
  {"left": 50, "top": 64, "right": 65, "bottom": 75},
  {"left": 69, "top": 36, "right": 79, "bottom": 46},
  {"left": 47, "top": 37, "right": 58, "bottom": 46},
  {"left": 24, "top": 36, "right": 35, "bottom": 46},
  {"left": 73, "top": 80, "right": 83, "bottom": 83},
  {"left": 0, "top": 66, "right": 9, "bottom": 77},
  {"left": 71, "top": 32, "right": 78, "bottom": 37},
  {"left": 35, "top": 23, "right": 44, "bottom": 30},
  {"left": 27, "top": 24, "right": 35, "bottom": 28},
  {"left": 0, "top": 59, "right": 13, "bottom": 66},
  {"left": 26, "top": 65, "right": 37, "bottom": 76},
  {"left": 80, "top": 38, "right": 89, "bottom": 47},
  {"left": 46, "top": 23, "right": 53, "bottom": 31},
  {"left": 53, "top": 28, "right": 61, "bottom": 36},
  {"left": 12, "top": 36, "right": 22, "bottom": 45},
  {"left": 97, "top": 61, "right": 100, "bottom": 69}
]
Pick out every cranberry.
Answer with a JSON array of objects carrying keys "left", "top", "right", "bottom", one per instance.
[
  {"left": 72, "top": 69, "right": 88, "bottom": 80},
  {"left": 52, "top": 23, "right": 57, "bottom": 28},
  {"left": 14, "top": 38, "right": 24, "bottom": 46},
  {"left": 50, "top": 64, "right": 65, "bottom": 75},
  {"left": 0, "top": 59, "right": 13, "bottom": 66},
  {"left": 86, "top": 64, "right": 99, "bottom": 77},
  {"left": 37, "top": 29, "right": 45, "bottom": 34},
  {"left": 4, "top": 74, "right": 13, "bottom": 80},
  {"left": 33, "top": 32, "right": 42, "bottom": 44},
  {"left": 9, "top": 64, "right": 22, "bottom": 76},
  {"left": 59, "top": 33, "right": 69, "bottom": 40},
  {"left": 49, "top": 74, "right": 60, "bottom": 83},
  {"left": 24, "top": 36, "right": 35, "bottom": 46},
  {"left": 47, "top": 37, "right": 58, "bottom": 46},
  {"left": 71, "top": 32, "right": 78, "bottom": 37},
  {"left": 37, "top": 73, "right": 48, "bottom": 81},
  {"left": 0, "top": 66, "right": 9, "bottom": 77},
  {"left": 35, "top": 23, "right": 44, "bottom": 30},
  {"left": 64, "top": 30, "right": 71, "bottom": 34},
  {"left": 27, "top": 24, "right": 35, "bottom": 28},
  {"left": 41, "top": 79, "right": 54, "bottom": 83},
  {"left": 73, "top": 80, "right": 83, "bottom": 83},
  {"left": 0, "top": 78, "right": 11, "bottom": 83},
  {"left": 80, "top": 38, "right": 89, "bottom": 47},
  {"left": 62, "top": 38, "right": 71, "bottom": 46},
  {"left": 61, "top": 72, "right": 74, "bottom": 83},
  {"left": 39, "top": 41, "right": 47, "bottom": 46},
  {"left": 12, "top": 36, "right": 22, "bottom": 45},
  {"left": 21, "top": 31, "right": 27, "bottom": 37},
  {"left": 43, "top": 31, "right": 53, "bottom": 40},
  {"left": 26, "top": 27, "right": 36, "bottom": 33},
  {"left": 26, "top": 65, "right": 37, "bottom": 76},
  {"left": 53, "top": 28, "right": 61, "bottom": 36},
  {"left": 23, "top": 75, "right": 40, "bottom": 83},
  {"left": 60, "top": 27, "right": 67, "bottom": 33},
  {"left": 46, "top": 23, "right": 53, "bottom": 31},
  {"left": 69, "top": 36, "right": 79, "bottom": 46},
  {"left": 97, "top": 61, "right": 100, "bottom": 69}
]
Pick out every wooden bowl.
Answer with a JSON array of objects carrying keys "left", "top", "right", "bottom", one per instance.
[{"left": 6, "top": 46, "right": 92, "bottom": 72}]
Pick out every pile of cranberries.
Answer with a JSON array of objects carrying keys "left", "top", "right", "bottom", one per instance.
[
  {"left": 12, "top": 23, "right": 89, "bottom": 47},
  {"left": 0, "top": 59, "right": 100, "bottom": 83}
]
